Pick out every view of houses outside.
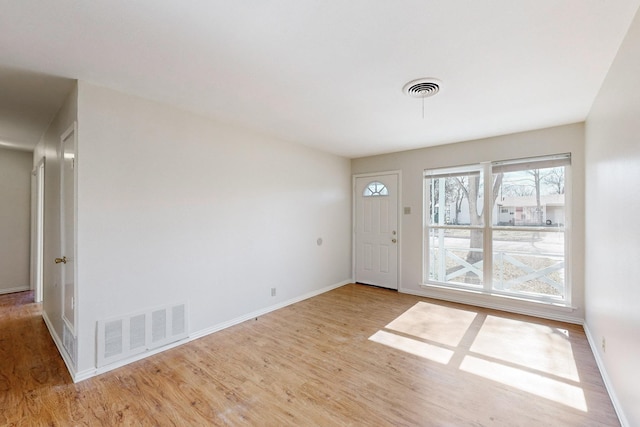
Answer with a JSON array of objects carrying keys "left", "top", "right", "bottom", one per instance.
[{"left": 427, "top": 164, "right": 566, "bottom": 299}]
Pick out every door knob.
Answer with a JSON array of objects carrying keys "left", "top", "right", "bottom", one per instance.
[
  {"left": 391, "top": 238, "right": 397, "bottom": 243},
  {"left": 55, "top": 256, "right": 67, "bottom": 264}
]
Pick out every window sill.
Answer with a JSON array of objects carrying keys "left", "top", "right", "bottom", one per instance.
[{"left": 419, "top": 282, "right": 577, "bottom": 313}]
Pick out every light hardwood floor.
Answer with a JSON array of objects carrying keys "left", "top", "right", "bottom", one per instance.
[{"left": 0, "top": 284, "right": 619, "bottom": 426}]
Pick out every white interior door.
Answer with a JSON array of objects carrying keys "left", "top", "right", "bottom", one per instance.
[
  {"left": 59, "top": 123, "right": 76, "bottom": 334},
  {"left": 355, "top": 173, "right": 399, "bottom": 289}
]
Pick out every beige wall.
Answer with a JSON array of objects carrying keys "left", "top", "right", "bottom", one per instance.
[
  {"left": 74, "top": 82, "right": 352, "bottom": 375},
  {"left": 585, "top": 7, "right": 640, "bottom": 426},
  {"left": 352, "top": 123, "right": 585, "bottom": 323},
  {"left": 0, "top": 147, "right": 32, "bottom": 294}
]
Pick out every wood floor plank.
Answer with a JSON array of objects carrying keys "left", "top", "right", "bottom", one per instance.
[{"left": 0, "top": 285, "right": 620, "bottom": 426}]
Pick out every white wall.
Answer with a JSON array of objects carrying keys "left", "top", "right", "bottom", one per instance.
[
  {"left": 33, "top": 84, "right": 78, "bottom": 361},
  {"left": 352, "top": 123, "right": 585, "bottom": 323},
  {"left": 75, "top": 82, "right": 352, "bottom": 374},
  {"left": 0, "top": 147, "right": 32, "bottom": 294},
  {"left": 585, "top": 7, "right": 640, "bottom": 426}
]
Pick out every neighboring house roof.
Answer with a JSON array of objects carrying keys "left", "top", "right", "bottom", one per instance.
[{"left": 499, "top": 194, "right": 565, "bottom": 207}]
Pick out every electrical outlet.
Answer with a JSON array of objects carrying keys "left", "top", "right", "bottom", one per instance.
[
  {"left": 602, "top": 337, "right": 606, "bottom": 353},
  {"left": 271, "top": 288, "right": 276, "bottom": 297}
]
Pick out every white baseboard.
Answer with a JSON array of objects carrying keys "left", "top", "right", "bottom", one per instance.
[
  {"left": 583, "top": 323, "right": 628, "bottom": 427},
  {"left": 75, "top": 337, "right": 190, "bottom": 382},
  {"left": 73, "top": 279, "right": 351, "bottom": 382},
  {"left": 42, "top": 311, "right": 78, "bottom": 382},
  {"left": 0, "top": 286, "right": 30, "bottom": 295},
  {"left": 190, "top": 279, "right": 351, "bottom": 340}
]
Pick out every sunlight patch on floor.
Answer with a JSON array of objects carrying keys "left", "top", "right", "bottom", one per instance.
[
  {"left": 384, "top": 302, "right": 477, "bottom": 347},
  {"left": 369, "top": 330, "right": 454, "bottom": 364},
  {"left": 369, "top": 301, "right": 588, "bottom": 412},
  {"left": 460, "top": 355, "right": 587, "bottom": 412},
  {"left": 470, "top": 316, "right": 579, "bottom": 381}
]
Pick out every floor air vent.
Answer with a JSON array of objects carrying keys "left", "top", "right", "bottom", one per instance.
[
  {"left": 97, "top": 302, "right": 188, "bottom": 367},
  {"left": 63, "top": 323, "right": 77, "bottom": 367}
]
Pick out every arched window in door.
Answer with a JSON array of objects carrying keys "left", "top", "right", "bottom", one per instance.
[{"left": 363, "top": 181, "right": 389, "bottom": 197}]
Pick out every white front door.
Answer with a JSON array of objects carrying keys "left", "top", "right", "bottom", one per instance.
[
  {"left": 355, "top": 173, "right": 399, "bottom": 290},
  {"left": 59, "top": 123, "right": 76, "bottom": 333}
]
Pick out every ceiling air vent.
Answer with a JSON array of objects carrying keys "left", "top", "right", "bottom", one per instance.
[{"left": 403, "top": 78, "right": 442, "bottom": 98}]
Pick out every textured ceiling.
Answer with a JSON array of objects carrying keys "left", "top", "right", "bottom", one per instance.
[{"left": 1, "top": 1, "right": 639, "bottom": 156}]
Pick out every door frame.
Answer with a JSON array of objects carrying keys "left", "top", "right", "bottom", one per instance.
[
  {"left": 352, "top": 170, "right": 402, "bottom": 289},
  {"left": 30, "top": 158, "right": 45, "bottom": 303},
  {"left": 60, "top": 121, "right": 78, "bottom": 335}
]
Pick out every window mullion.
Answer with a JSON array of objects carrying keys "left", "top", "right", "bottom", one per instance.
[{"left": 482, "top": 162, "right": 492, "bottom": 291}]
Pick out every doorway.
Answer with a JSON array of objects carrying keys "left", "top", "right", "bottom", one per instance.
[{"left": 353, "top": 172, "right": 400, "bottom": 290}]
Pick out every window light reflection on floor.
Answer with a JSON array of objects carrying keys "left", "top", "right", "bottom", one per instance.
[
  {"left": 384, "top": 301, "right": 477, "bottom": 347},
  {"left": 459, "top": 355, "right": 587, "bottom": 411},
  {"left": 369, "top": 330, "right": 454, "bottom": 364},
  {"left": 470, "top": 316, "right": 580, "bottom": 381},
  {"left": 368, "top": 301, "right": 587, "bottom": 412}
]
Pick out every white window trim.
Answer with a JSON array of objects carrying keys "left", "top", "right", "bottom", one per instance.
[{"left": 422, "top": 155, "right": 572, "bottom": 307}]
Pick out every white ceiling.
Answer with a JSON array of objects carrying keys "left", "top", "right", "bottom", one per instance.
[
  {"left": 1, "top": 1, "right": 639, "bottom": 157},
  {"left": 0, "top": 68, "right": 74, "bottom": 151}
]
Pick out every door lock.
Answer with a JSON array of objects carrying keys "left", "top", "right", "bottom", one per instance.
[
  {"left": 391, "top": 238, "right": 397, "bottom": 243},
  {"left": 55, "top": 256, "right": 67, "bottom": 264}
]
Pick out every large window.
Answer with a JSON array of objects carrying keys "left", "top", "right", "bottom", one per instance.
[{"left": 424, "top": 154, "right": 570, "bottom": 303}]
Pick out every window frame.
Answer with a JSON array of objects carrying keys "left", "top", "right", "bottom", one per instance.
[
  {"left": 362, "top": 181, "right": 389, "bottom": 197},
  {"left": 422, "top": 154, "right": 572, "bottom": 306},
  {"left": 424, "top": 163, "right": 485, "bottom": 288}
]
